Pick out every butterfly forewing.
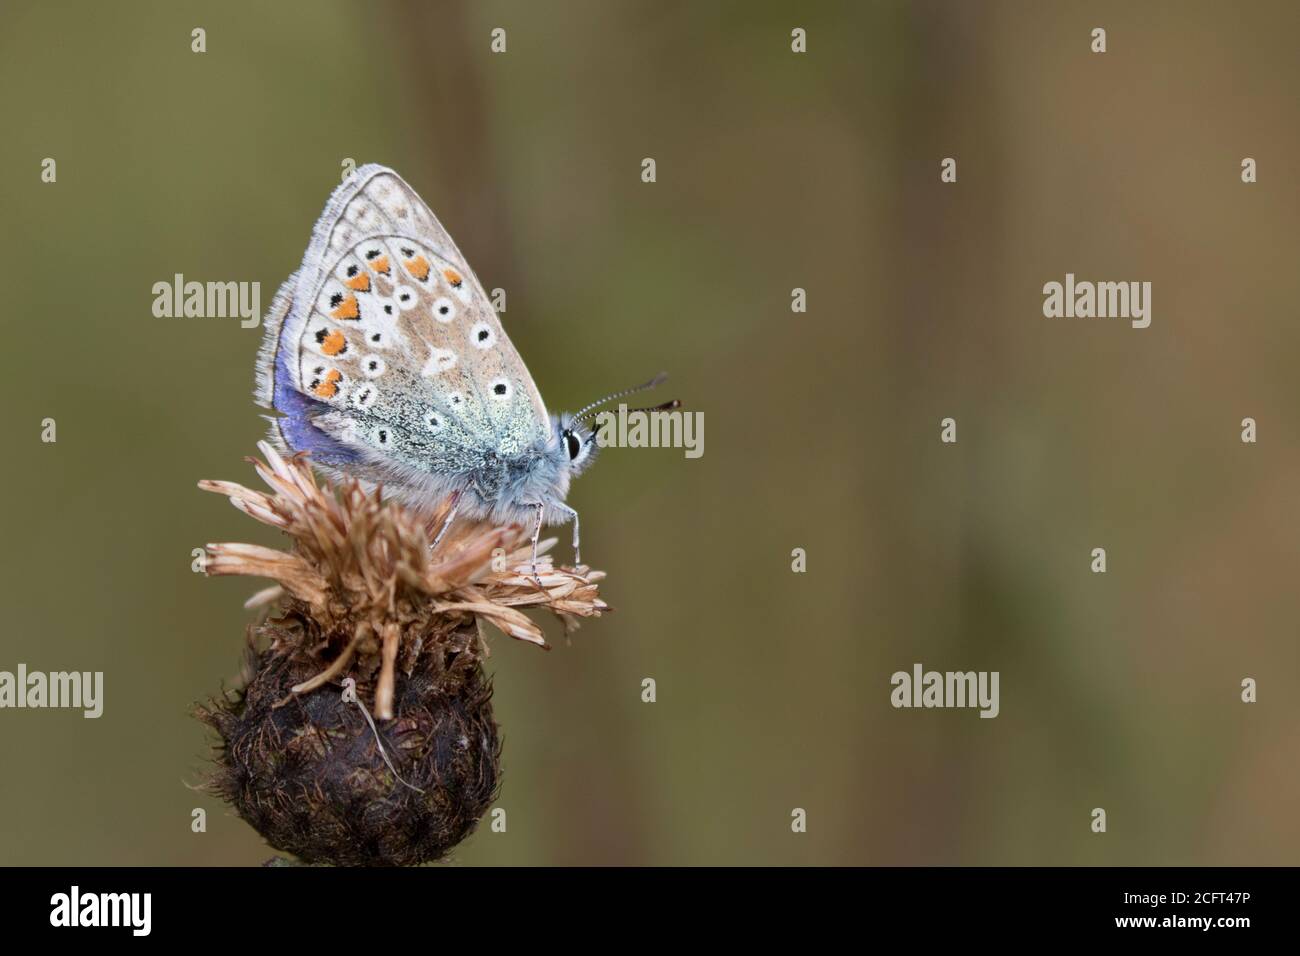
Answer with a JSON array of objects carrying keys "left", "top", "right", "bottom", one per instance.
[{"left": 268, "top": 166, "right": 552, "bottom": 481}]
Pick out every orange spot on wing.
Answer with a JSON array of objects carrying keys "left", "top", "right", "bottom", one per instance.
[
  {"left": 405, "top": 255, "right": 430, "bottom": 281},
  {"left": 370, "top": 255, "right": 390, "bottom": 275},
  {"left": 313, "top": 369, "right": 342, "bottom": 399},
  {"left": 330, "top": 294, "right": 360, "bottom": 320},
  {"left": 443, "top": 268, "right": 462, "bottom": 288},
  {"left": 321, "top": 330, "right": 347, "bottom": 356},
  {"left": 345, "top": 272, "right": 372, "bottom": 292}
]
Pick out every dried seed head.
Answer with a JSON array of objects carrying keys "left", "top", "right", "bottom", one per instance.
[
  {"left": 196, "top": 620, "right": 499, "bottom": 866},
  {"left": 194, "top": 443, "right": 607, "bottom": 865}
]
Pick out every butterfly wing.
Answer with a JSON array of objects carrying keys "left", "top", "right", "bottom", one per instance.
[{"left": 256, "top": 165, "right": 552, "bottom": 498}]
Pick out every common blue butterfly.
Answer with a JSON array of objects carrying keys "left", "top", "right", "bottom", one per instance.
[{"left": 254, "top": 164, "right": 668, "bottom": 569}]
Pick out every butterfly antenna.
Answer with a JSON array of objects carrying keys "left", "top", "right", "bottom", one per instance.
[
  {"left": 573, "top": 372, "right": 670, "bottom": 424},
  {"left": 625, "top": 399, "right": 682, "bottom": 415}
]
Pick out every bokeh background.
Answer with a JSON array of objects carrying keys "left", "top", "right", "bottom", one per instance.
[{"left": 1, "top": 0, "right": 1297, "bottom": 865}]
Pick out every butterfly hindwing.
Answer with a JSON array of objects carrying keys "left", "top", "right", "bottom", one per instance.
[{"left": 256, "top": 165, "right": 551, "bottom": 484}]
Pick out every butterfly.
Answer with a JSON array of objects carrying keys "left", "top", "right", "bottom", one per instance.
[{"left": 254, "top": 164, "right": 669, "bottom": 571}]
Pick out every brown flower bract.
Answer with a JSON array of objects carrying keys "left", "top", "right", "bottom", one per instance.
[{"left": 193, "top": 443, "right": 606, "bottom": 865}]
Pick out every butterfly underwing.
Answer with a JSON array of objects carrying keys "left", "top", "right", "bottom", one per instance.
[{"left": 254, "top": 164, "right": 603, "bottom": 559}]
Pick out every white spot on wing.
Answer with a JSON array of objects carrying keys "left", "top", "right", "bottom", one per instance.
[
  {"left": 469, "top": 321, "right": 496, "bottom": 350},
  {"left": 348, "top": 201, "right": 377, "bottom": 229},
  {"left": 393, "top": 285, "right": 417, "bottom": 311},
  {"left": 432, "top": 297, "right": 457, "bottom": 322},
  {"left": 350, "top": 383, "right": 378, "bottom": 409},
  {"left": 421, "top": 347, "right": 458, "bottom": 377},
  {"left": 368, "top": 296, "right": 397, "bottom": 322}
]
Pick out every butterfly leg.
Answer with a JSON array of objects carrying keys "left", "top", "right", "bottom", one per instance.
[
  {"left": 551, "top": 502, "right": 581, "bottom": 565},
  {"left": 429, "top": 491, "right": 461, "bottom": 553},
  {"left": 528, "top": 502, "right": 546, "bottom": 591}
]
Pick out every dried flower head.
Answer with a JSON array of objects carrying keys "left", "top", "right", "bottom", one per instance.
[{"left": 193, "top": 442, "right": 607, "bottom": 866}]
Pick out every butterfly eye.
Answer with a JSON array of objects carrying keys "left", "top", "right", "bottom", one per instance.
[{"left": 565, "top": 431, "right": 581, "bottom": 461}]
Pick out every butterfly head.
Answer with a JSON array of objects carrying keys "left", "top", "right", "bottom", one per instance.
[
  {"left": 552, "top": 413, "right": 600, "bottom": 478},
  {"left": 552, "top": 371, "right": 675, "bottom": 481}
]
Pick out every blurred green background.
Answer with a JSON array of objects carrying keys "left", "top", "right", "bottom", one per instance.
[{"left": 1, "top": 0, "right": 1297, "bottom": 865}]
